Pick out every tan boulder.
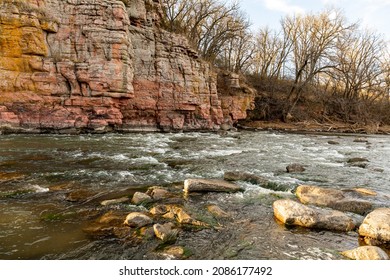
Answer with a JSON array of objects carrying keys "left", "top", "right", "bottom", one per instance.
[
  {"left": 273, "top": 199, "right": 355, "bottom": 232},
  {"left": 296, "top": 185, "right": 373, "bottom": 215},
  {"left": 124, "top": 212, "right": 153, "bottom": 228},
  {"left": 341, "top": 246, "right": 389, "bottom": 260},
  {"left": 359, "top": 208, "right": 390, "bottom": 244},
  {"left": 131, "top": 192, "right": 152, "bottom": 205}
]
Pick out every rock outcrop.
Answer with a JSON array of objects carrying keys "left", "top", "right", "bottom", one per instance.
[{"left": 0, "top": 0, "right": 254, "bottom": 133}]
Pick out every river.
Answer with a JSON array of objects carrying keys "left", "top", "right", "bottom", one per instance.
[{"left": 0, "top": 131, "right": 389, "bottom": 259}]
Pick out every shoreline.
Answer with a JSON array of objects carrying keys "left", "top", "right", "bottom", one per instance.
[
  {"left": 1, "top": 120, "right": 390, "bottom": 135},
  {"left": 238, "top": 120, "right": 390, "bottom": 135}
]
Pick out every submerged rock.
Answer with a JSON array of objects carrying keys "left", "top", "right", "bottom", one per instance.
[
  {"left": 286, "top": 163, "right": 306, "bottom": 173},
  {"left": 341, "top": 246, "right": 389, "bottom": 260},
  {"left": 184, "top": 179, "right": 243, "bottom": 193},
  {"left": 207, "top": 205, "right": 230, "bottom": 218},
  {"left": 224, "top": 171, "right": 268, "bottom": 185},
  {"left": 296, "top": 185, "right": 373, "bottom": 215},
  {"left": 359, "top": 208, "right": 390, "bottom": 244},
  {"left": 83, "top": 211, "right": 129, "bottom": 239},
  {"left": 273, "top": 199, "right": 355, "bottom": 232},
  {"left": 101, "top": 197, "right": 129, "bottom": 206},
  {"left": 131, "top": 192, "right": 152, "bottom": 205},
  {"left": 158, "top": 205, "right": 209, "bottom": 227},
  {"left": 124, "top": 212, "right": 153, "bottom": 228}
]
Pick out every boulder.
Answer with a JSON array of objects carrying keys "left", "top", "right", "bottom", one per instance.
[
  {"left": 124, "top": 212, "right": 153, "bottom": 228},
  {"left": 327, "top": 140, "right": 340, "bottom": 145},
  {"left": 273, "top": 199, "right": 355, "bottom": 232},
  {"left": 146, "top": 187, "right": 171, "bottom": 200},
  {"left": 341, "top": 246, "right": 389, "bottom": 260},
  {"left": 359, "top": 208, "right": 390, "bottom": 244},
  {"left": 101, "top": 197, "right": 129, "bottom": 206},
  {"left": 184, "top": 179, "right": 243, "bottom": 193},
  {"left": 296, "top": 185, "right": 373, "bottom": 215},
  {"left": 150, "top": 205, "right": 170, "bottom": 215},
  {"left": 286, "top": 163, "right": 306, "bottom": 173},
  {"left": 131, "top": 192, "right": 152, "bottom": 205},
  {"left": 153, "top": 223, "right": 178, "bottom": 242}
]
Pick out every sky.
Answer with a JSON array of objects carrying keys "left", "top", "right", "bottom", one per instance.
[{"left": 240, "top": 0, "right": 390, "bottom": 42}]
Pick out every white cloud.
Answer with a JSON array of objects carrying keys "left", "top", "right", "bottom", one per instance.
[{"left": 263, "top": 0, "right": 305, "bottom": 14}]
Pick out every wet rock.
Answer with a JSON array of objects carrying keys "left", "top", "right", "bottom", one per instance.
[
  {"left": 124, "top": 212, "right": 153, "bottom": 228},
  {"left": 224, "top": 171, "right": 268, "bottom": 185},
  {"left": 184, "top": 179, "right": 243, "bottom": 193},
  {"left": 163, "top": 246, "right": 186, "bottom": 258},
  {"left": 150, "top": 205, "right": 170, "bottom": 216},
  {"left": 97, "top": 211, "right": 127, "bottom": 226},
  {"left": 83, "top": 211, "right": 129, "bottom": 238},
  {"left": 146, "top": 187, "right": 171, "bottom": 200},
  {"left": 354, "top": 188, "right": 377, "bottom": 196},
  {"left": 286, "top": 163, "right": 306, "bottom": 173},
  {"left": 348, "top": 162, "right": 368, "bottom": 169},
  {"left": 131, "top": 192, "right": 152, "bottom": 205},
  {"left": 207, "top": 205, "right": 230, "bottom": 218},
  {"left": 273, "top": 199, "right": 355, "bottom": 232},
  {"left": 341, "top": 246, "right": 389, "bottom": 260},
  {"left": 347, "top": 157, "right": 369, "bottom": 163},
  {"left": 162, "top": 205, "right": 208, "bottom": 227},
  {"left": 296, "top": 185, "right": 373, "bottom": 215},
  {"left": 101, "top": 197, "right": 129, "bottom": 206},
  {"left": 327, "top": 140, "right": 340, "bottom": 145},
  {"left": 359, "top": 208, "right": 390, "bottom": 244},
  {"left": 153, "top": 223, "right": 178, "bottom": 243}
]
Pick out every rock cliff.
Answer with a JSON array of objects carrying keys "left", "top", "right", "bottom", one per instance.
[{"left": 0, "top": 0, "right": 254, "bottom": 133}]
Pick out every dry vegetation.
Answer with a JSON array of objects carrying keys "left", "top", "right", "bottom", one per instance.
[{"left": 161, "top": 0, "right": 390, "bottom": 128}]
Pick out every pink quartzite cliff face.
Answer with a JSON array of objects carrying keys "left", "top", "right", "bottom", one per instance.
[{"left": 0, "top": 0, "right": 254, "bottom": 133}]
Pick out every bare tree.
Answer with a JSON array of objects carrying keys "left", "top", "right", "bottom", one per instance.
[
  {"left": 281, "top": 8, "right": 354, "bottom": 118},
  {"left": 252, "top": 26, "right": 292, "bottom": 79},
  {"left": 161, "top": 0, "right": 250, "bottom": 67},
  {"left": 329, "top": 28, "right": 387, "bottom": 102}
]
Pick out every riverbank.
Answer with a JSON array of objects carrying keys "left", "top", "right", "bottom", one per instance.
[{"left": 239, "top": 120, "right": 390, "bottom": 135}]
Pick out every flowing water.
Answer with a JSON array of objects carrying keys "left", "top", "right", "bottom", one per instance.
[{"left": 0, "top": 131, "right": 389, "bottom": 260}]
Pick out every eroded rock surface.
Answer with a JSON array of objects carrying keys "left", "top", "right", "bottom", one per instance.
[{"left": 0, "top": 0, "right": 254, "bottom": 133}]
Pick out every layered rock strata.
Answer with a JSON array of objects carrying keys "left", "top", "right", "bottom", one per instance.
[{"left": 0, "top": 0, "right": 254, "bottom": 133}]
